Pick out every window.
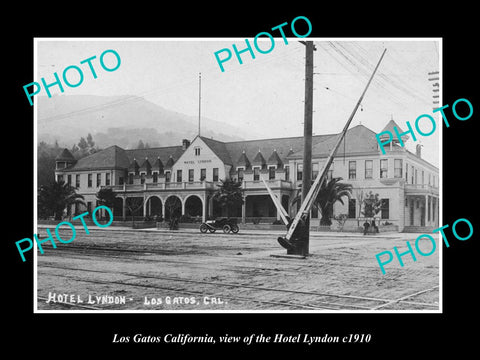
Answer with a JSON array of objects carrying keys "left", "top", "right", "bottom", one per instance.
[
  {"left": 106, "top": 173, "right": 110, "bottom": 186},
  {"left": 312, "top": 163, "right": 319, "bottom": 179},
  {"left": 405, "top": 163, "right": 409, "bottom": 183},
  {"left": 200, "top": 168, "right": 206, "bottom": 181},
  {"left": 75, "top": 174, "right": 80, "bottom": 188},
  {"left": 415, "top": 169, "right": 418, "bottom": 184},
  {"left": 365, "top": 160, "right": 373, "bottom": 179},
  {"left": 213, "top": 168, "right": 219, "bottom": 182},
  {"left": 67, "top": 174, "right": 71, "bottom": 186},
  {"left": 411, "top": 166, "right": 415, "bottom": 184},
  {"left": 394, "top": 159, "right": 402, "bottom": 178},
  {"left": 297, "top": 163, "right": 303, "bottom": 181},
  {"left": 284, "top": 165, "right": 290, "bottom": 181},
  {"left": 152, "top": 173, "right": 157, "bottom": 183},
  {"left": 422, "top": 170, "right": 424, "bottom": 185},
  {"left": 327, "top": 161, "right": 334, "bottom": 180},
  {"left": 177, "top": 169, "right": 182, "bottom": 182},
  {"left": 380, "top": 159, "right": 388, "bottom": 178},
  {"left": 129, "top": 173, "right": 134, "bottom": 184},
  {"left": 348, "top": 198, "right": 356, "bottom": 219},
  {"left": 238, "top": 168, "right": 244, "bottom": 182},
  {"left": 269, "top": 166, "right": 275, "bottom": 180},
  {"left": 349, "top": 161, "right": 356, "bottom": 180},
  {"left": 253, "top": 167, "right": 260, "bottom": 181},
  {"left": 165, "top": 171, "right": 171, "bottom": 183},
  {"left": 96, "top": 173, "right": 101, "bottom": 187},
  {"left": 57, "top": 174, "right": 63, "bottom": 182},
  {"left": 194, "top": 147, "right": 201, "bottom": 156},
  {"left": 119, "top": 176, "right": 124, "bottom": 185},
  {"left": 188, "top": 169, "right": 194, "bottom": 182},
  {"left": 140, "top": 173, "right": 145, "bottom": 184},
  {"left": 88, "top": 174, "right": 92, "bottom": 187},
  {"left": 381, "top": 199, "right": 389, "bottom": 219}
]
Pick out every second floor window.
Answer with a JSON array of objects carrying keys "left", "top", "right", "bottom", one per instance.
[
  {"left": 152, "top": 173, "right": 158, "bottom": 183},
  {"left": 238, "top": 168, "right": 244, "bottom": 182},
  {"left": 75, "top": 174, "right": 80, "bottom": 188},
  {"left": 129, "top": 173, "right": 134, "bottom": 184},
  {"left": 394, "top": 159, "right": 403, "bottom": 178},
  {"left": 349, "top": 161, "right": 356, "bottom": 180},
  {"left": 96, "top": 173, "right": 101, "bottom": 187},
  {"left": 380, "top": 159, "right": 388, "bottom": 178},
  {"left": 106, "top": 173, "right": 110, "bottom": 186},
  {"left": 253, "top": 167, "right": 260, "bottom": 181},
  {"left": 365, "top": 160, "right": 373, "bottom": 179},
  {"left": 189, "top": 169, "right": 194, "bottom": 182},
  {"left": 297, "top": 163, "right": 303, "bottom": 181},
  {"left": 177, "top": 170, "right": 182, "bottom": 182},
  {"left": 284, "top": 165, "right": 290, "bottom": 181},
  {"left": 165, "top": 171, "right": 171, "bottom": 183},
  {"left": 269, "top": 166, "right": 275, "bottom": 180},
  {"left": 213, "top": 168, "right": 219, "bottom": 182},
  {"left": 140, "top": 174, "right": 145, "bottom": 184},
  {"left": 67, "top": 174, "right": 71, "bottom": 186},
  {"left": 312, "top": 163, "right": 319, "bottom": 179},
  {"left": 88, "top": 174, "right": 92, "bottom": 187},
  {"left": 200, "top": 168, "right": 206, "bottom": 181}
]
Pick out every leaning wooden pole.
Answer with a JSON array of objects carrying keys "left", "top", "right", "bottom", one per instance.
[{"left": 278, "top": 48, "right": 387, "bottom": 251}]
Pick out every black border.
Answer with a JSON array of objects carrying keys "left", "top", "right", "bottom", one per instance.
[{"left": 7, "top": 6, "right": 478, "bottom": 354}]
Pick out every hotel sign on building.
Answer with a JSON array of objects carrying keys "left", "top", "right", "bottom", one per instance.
[{"left": 55, "top": 120, "right": 439, "bottom": 232}]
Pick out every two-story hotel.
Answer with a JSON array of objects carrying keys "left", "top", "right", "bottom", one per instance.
[{"left": 54, "top": 119, "right": 439, "bottom": 232}]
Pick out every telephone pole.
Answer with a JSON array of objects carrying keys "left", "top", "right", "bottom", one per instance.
[
  {"left": 198, "top": 72, "right": 202, "bottom": 136},
  {"left": 289, "top": 40, "right": 315, "bottom": 256}
]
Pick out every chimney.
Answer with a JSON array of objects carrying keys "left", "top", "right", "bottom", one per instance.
[
  {"left": 416, "top": 144, "right": 422, "bottom": 158},
  {"left": 182, "top": 139, "right": 191, "bottom": 150}
]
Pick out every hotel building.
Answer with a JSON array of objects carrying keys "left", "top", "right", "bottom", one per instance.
[{"left": 54, "top": 120, "right": 439, "bottom": 232}]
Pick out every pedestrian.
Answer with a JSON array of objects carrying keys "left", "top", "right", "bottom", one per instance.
[{"left": 363, "top": 221, "right": 370, "bottom": 235}]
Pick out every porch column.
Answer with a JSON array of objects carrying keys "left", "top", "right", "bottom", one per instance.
[
  {"left": 143, "top": 196, "right": 148, "bottom": 217},
  {"left": 122, "top": 196, "right": 127, "bottom": 221},
  {"left": 181, "top": 197, "right": 186, "bottom": 216},
  {"left": 161, "top": 199, "right": 166, "bottom": 221},
  {"left": 242, "top": 195, "right": 247, "bottom": 224},
  {"left": 202, "top": 195, "right": 207, "bottom": 223}
]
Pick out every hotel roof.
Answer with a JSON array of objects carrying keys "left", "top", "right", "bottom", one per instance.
[{"left": 57, "top": 123, "right": 431, "bottom": 172}]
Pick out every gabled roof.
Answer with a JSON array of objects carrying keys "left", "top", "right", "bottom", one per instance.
[
  {"left": 62, "top": 145, "right": 129, "bottom": 171},
  {"left": 236, "top": 151, "right": 250, "bottom": 168},
  {"left": 288, "top": 124, "right": 379, "bottom": 159},
  {"left": 199, "top": 136, "right": 233, "bottom": 165},
  {"left": 126, "top": 145, "right": 184, "bottom": 169},
  {"left": 165, "top": 155, "right": 175, "bottom": 169},
  {"left": 252, "top": 150, "right": 266, "bottom": 166},
  {"left": 56, "top": 148, "right": 76, "bottom": 162},
  {"left": 151, "top": 157, "right": 164, "bottom": 170},
  {"left": 139, "top": 158, "right": 151, "bottom": 172},
  {"left": 128, "top": 158, "right": 140, "bottom": 172},
  {"left": 380, "top": 119, "right": 405, "bottom": 139},
  {"left": 267, "top": 149, "right": 283, "bottom": 167}
]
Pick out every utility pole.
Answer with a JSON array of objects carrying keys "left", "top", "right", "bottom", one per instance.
[
  {"left": 198, "top": 72, "right": 202, "bottom": 136},
  {"left": 289, "top": 40, "right": 315, "bottom": 256}
]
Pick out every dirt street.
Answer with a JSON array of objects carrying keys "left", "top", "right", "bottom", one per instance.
[{"left": 36, "top": 227, "right": 440, "bottom": 312}]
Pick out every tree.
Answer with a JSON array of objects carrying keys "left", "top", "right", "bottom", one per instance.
[
  {"left": 314, "top": 177, "right": 353, "bottom": 226},
  {"left": 361, "top": 191, "right": 382, "bottom": 218},
  {"left": 212, "top": 179, "right": 244, "bottom": 217},
  {"left": 126, "top": 197, "right": 145, "bottom": 226},
  {"left": 96, "top": 188, "right": 117, "bottom": 218},
  {"left": 37, "top": 141, "right": 63, "bottom": 188},
  {"left": 38, "top": 180, "right": 85, "bottom": 220},
  {"left": 86, "top": 133, "right": 95, "bottom": 149},
  {"left": 137, "top": 140, "right": 145, "bottom": 149}
]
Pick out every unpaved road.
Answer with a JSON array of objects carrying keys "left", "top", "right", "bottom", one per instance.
[{"left": 36, "top": 227, "right": 440, "bottom": 311}]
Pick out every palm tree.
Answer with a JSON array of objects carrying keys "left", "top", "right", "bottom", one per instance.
[
  {"left": 212, "top": 179, "right": 244, "bottom": 217},
  {"left": 315, "top": 177, "right": 352, "bottom": 226},
  {"left": 38, "top": 180, "right": 85, "bottom": 220},
  {"left": 291, "top": 177, "right": 353, "bottom": 226}
]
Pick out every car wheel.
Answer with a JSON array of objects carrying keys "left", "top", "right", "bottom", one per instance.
[
  {"left": 231, "top": 224, "right": 239, "bottom": 234},
  {"left": 200, "top": 224, "right": 208, "bottom": 233},
  {"left": 223, "top": 224, "right": 231, "bottom": 233}
]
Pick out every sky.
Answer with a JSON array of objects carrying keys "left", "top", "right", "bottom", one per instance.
[{"left": 35, "top": 38, "right": 441, "bottom": 166}]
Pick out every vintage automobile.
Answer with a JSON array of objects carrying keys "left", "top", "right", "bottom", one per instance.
[{"left": 199, "top": 218, "right": 239, "bottom": 234}]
